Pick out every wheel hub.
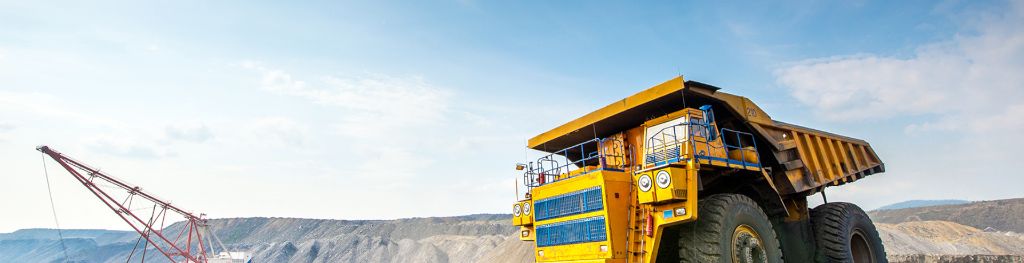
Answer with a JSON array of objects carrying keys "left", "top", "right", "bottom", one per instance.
[
  {"left": 732, "top": 224, "right": 768, "bottom": 263},
  {"left": 850, "top": 230, "right": 874, "bottom": 263}
]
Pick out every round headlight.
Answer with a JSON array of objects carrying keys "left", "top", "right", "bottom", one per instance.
[
  {"left": 523, "top": 203, "right": 531, "bottom": 215},
  {"left": 638, "top": 174, "right": 653, "bottom": 192},
  {"left": 513, "top": 203, "right": 522, "bottom": 216},
  {"left": 656, "top": 170, "right": 671, "bottom": 189}
]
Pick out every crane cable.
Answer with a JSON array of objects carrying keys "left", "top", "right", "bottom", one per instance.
[{"left": 41, "top": 152, "right": 70, "bottom": 263}]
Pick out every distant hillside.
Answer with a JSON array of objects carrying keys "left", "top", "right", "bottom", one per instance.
[
  {"left": 0, "top": 229, "right": 136, "bottom": 245},
  {"left": 876, "top": 200, "right": 970, "bottom": 210},
  {"left": 869, "top": 198, "right": 1024, "bottom": 232},
  {"left": 6, "top": 198, "right": 1024, "bottom": 263},
  {"left": 0, "top": 214, "right": 531, "bottom": 263}
]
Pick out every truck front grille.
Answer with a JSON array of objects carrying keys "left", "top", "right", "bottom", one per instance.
[
  {"left": 535, "top": 186, "right": 603, "bottom": 221},
  {"left": 536, "top": 216, "right": 607, "bottom": 247}
]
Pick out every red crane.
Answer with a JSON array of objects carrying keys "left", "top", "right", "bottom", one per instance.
[{"left": 38, "top": 145, "right": 227, "bottom": 263}]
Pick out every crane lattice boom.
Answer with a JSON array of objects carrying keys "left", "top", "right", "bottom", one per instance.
[{"left": 38, "top": 145, "right": 214, "bottom": 263}]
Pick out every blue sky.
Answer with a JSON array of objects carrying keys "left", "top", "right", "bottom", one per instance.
[{"left": 1, "top": 1, "right": 1022, "bottom": 232}]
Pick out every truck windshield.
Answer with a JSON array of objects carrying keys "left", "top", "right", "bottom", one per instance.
[
  {"left": 645, "top": 115, "right": 690, "bottom": 152},
  {"left": 644, "top": 113, "right": 710, "bottom": 166}
]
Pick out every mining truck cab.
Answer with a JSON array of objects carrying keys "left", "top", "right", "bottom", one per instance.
[{"left": 641, "top": 104, "right": 760, "bottom": 170}]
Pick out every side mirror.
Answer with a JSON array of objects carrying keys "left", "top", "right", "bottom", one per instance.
[{"left": 515, "top": 163, "right": 526, "bottom": 171}]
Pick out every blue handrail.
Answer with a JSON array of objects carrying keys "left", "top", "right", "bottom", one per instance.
[
  {"left": 523, "top": 138, "right": 627, "bottom": 188},
  {"left": 642, "top": 110, "right": 762, "bottom": 170}
]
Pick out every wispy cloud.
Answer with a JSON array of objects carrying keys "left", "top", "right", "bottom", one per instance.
[
  {"left": 87, "top": 137, "right": 174, "bottom": 159},
  {"left": 0, "top": 122, "right": 12, "bottom": 142},
  {"left": 772, "top": 1, "right": 1024, "bottom": 207},
  {"left": 774, "top": 1, "right": 1024, "bottom": 131},
  {"left": 250, "top": 117, "right": 309, "bottom": 146},
  {"left": 164, "top": 122, "right": 213, "bottom": 143},
  {"left": 242, "top": 61, "right": 451, "bottom": 135},
  {"left": 0, "top": 91, "right": 124, "bottom": 128},
  {"left": 242, "top": 62, "right": 458, "bottom": 184},
  {"left": 0, "top": 91, "right": 193, "bottom": 158}
]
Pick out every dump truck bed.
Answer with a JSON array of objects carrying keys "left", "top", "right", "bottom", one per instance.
[{"left": 529, "top": 76, "right": 884, "bottom": 196}]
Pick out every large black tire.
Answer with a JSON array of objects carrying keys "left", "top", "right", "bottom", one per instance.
[
  {"left": 677, "top": 194, "right": 784, "bottom": 263},
  {"left": 811, "top": 202, "right": 887, "bottom": 263}
]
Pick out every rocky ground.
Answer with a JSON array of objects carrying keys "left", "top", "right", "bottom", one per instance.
[
  {"left": 872, "top": 198, "right": 1024, "bottom": 263},
  {"left": 877, "top": 221, "right": 1024, "bottom": 255},
  {"left": 4, "top": 199, "right": 1024, "bottom": 262},
  {"left": 1, "top": 214, "right": 534, "bottom": 263},
  {"left": 870, "top": 198, "right": 1024, "bottom": 233}
]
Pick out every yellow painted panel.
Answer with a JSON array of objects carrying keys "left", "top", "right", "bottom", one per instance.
[
  {"left": 536, "top": 241, "right": 612, "bottom": 261},
  {"left": 532, "top": 170, "right": 631, "bottom": 200},
  {"left": 530, "top": 170, "right": 633, "bottom": 262},
  {"left": 813, "top": 135, "right": 836, "bottom": 181},
  {"left": 822, "top": 138, "right": 845, "bottom": 183},
  {"left": 801, "top": 133, "right": 825, "bottom": 183},
  {"left": 653, "top": 167, "right": 688, "bottom": 202},
  {"left": 513, "top": 200, "right": 535, "bottom": 226},
  {"left": 639, "top": 166, "right": 699, "bottom": 262},
  {"left": 843, "top": 141, "right": 864, "bottom": 171},
  {"left": 520, "top": 226, "right": 536, "bottom": 241},
  {"left": 634, "top": 171, "right": 656, "bottom": 204}
]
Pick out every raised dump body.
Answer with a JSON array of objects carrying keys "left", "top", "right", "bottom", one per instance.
[
  {"left": 756, "top": 120, "right": 884, "bottom": 194},
  {"left": 512, "top": 76, "right": 887, "bottom": 263}
]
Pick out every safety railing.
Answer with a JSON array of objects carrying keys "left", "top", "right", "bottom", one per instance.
[
  {"left": 717, "top": 128, "right": 761, "bottom": 170},
  {"left": 644, "top": 121, "right": 699, "bottom": 166},
  {"left": 643, "top": 115, "right": 762, "bottom": 169},
  {"left": 523, "top": 138, "right": 627, "bottom": 188}
]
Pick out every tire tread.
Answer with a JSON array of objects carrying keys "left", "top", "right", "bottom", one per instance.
[
  {"left": 677, "top": 194, "right": 784, "bottom": 263},
  {"left": 811, "top": 202, "right": 888, "bottom": 263}
]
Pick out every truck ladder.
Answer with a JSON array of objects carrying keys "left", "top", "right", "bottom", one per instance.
[{"left": 626, "top": 194, "right": 647, "bottom": 262}]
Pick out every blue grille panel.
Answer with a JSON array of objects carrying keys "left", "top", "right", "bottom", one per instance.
[
  {"left": 536, "top": 216, "right": 607, "bottom": 247},
  {"left": 645, "top": 146, "right": 680, "bottom": 165},
  {"left": 534, "top": 186, "right": 603, "bottom": 221}
]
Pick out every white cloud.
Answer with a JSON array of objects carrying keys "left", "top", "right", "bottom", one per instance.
[
  {"left": 773, "top": 2, "right": 1024, "bottom": 205},
  {"left": 0, "top": 122, "right": 11, "bottom": 142},
  {"left": 0, "top": 91, "right": 185, "bottom": 158},
  {"left": 243, "top": 62, "right": 451, "bottom": 136},
  {"left": 775, "top": 1, "right": 1024, "bottom": 130},
  {"left": 164, "top": 122, "right": 213, "bottom": 143},
  {"left": 87, "top": 137, "right": 173, "bottom": 159},
  {"left": 242, "top": 62, "right": 457, "bottom": 183},
  {"left": 250, "top": 117, "right": 309, "bottom": 146},
  {"left": 0, "top": 91, "right": 123, "bottom": 128}
]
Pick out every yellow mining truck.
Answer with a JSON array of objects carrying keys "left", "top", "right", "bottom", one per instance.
[{"left": 511, "top": 77, "right": 886, "bottom": 263}]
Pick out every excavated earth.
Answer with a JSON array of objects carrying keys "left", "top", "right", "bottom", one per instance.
[
  {"left": 878, "top": 221, "right": 1024, "bottom": 262},
  {"left": 1, "top": 214, "right": 535, "bottom": 263},
  {"left": 4, "top": 199, "right": 1024, "bottom": 262}
]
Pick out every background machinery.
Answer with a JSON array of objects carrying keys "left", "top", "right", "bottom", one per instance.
[
  {"left": 38, "top": 146, "right": 249, "bottom": 263},
  {"left": 511, "top": 77, "right": 886, "bottom": 263}
]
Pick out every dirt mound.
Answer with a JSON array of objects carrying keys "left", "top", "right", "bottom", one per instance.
[
  {"left": 870, "top": 198, "right": 1024, "bottom": 233},
  {"left": 7, "top": 212, "right": 1024, "bottom": 262},
  {"left": 877, "top": 220, "right": 1024, "bottom": 255}
]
